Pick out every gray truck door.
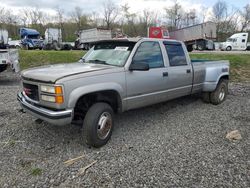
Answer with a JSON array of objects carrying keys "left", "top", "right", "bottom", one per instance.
[
  {"left": 163, "top": 41, "right": 193, "bottom": 100},
  {"left": 125, "top": 41, "right": 169, "bottom": 110}
]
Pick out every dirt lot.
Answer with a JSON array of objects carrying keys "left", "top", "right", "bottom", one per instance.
[{"left": 0, "top": 71, "right": 250, "bottom": 187}]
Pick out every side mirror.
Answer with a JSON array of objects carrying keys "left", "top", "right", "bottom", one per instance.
[
  {"left": 129, "top": 62, "right": 149, "bottom": 71},
  {"left": 78, "top": 57, "right": 85, "bottom": 63}
]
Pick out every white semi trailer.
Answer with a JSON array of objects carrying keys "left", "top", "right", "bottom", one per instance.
[
  {"left": 0, "top": 29, "right": 9, "bottom": 49},
  {"left": 169, "top": 22, "right": 217, "bottom": 52},
  {"left": 75, "top": 28, "right": 112, "bottom": 50},
  {"left": 43, "top": 28, "right": 62, "bottom": 50}
]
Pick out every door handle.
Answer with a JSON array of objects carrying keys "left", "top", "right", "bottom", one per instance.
[
  {"left": 163, "top": 72, "right": 168, "bottom": 77},
  {"left": 186, "top": 69, "right": 191, "bottom": 73}
]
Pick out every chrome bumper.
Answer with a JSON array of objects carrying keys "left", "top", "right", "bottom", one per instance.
[{"left": 17, "top": 92, "right": 73, "bottom": 126}]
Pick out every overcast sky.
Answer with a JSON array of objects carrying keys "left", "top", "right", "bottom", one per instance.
[{"left": 0, "top": 0, "right": 249, "bottom": 16}]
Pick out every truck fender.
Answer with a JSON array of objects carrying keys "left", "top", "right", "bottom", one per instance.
[
  {"left": 203, "top": 66, "right": 229, "bottom": 92},
  {"left": 67, "top": 82, "right": 124, "bottom": 110}
]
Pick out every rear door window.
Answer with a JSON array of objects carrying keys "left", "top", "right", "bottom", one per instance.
[{"left": 164, "top": 42, "right": 187, "bottom": 66}]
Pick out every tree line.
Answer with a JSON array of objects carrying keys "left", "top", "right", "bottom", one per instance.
[{"left": 0, "top": 0, "right": 249, "bottom": 42}]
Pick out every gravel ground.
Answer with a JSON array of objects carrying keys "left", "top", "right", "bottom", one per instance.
[{"left": 0, "top": 72, "right": 250, "bottom": 188}]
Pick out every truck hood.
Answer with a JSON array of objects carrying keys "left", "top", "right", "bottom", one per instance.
[{"left": 22, "top": 63, "right": 115, "bottom": 83}]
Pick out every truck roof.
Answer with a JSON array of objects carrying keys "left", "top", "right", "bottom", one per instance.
[
  {"left": 92, "top": 37, "right": 181, "bottom": 44},
  {"left": 20, "top": 28, "right": 40, "bottom": 37}
]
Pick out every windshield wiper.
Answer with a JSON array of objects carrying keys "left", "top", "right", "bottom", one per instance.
[{"left": 88, "top": 59, "right": 110, "bottom": 65}]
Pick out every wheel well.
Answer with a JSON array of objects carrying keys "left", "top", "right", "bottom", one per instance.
[
  {"left": 72, "top": 90, "right": 121, "bottom": 125},
  {"left": 220, "top": 75, "right": 229, "bottom": 81}
]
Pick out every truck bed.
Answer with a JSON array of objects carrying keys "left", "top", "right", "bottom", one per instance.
[{"left": 190, "top": 59, "right": 230, "bottom": 93}]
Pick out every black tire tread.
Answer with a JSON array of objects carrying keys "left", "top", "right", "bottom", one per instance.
[
  {"left": 82, "top": 102, "right": 114, "bottom": 148},
  {"left": 210, "top": 79, "right": 228, "bottom": 105}
]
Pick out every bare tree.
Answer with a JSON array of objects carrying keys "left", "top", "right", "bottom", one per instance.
[
  {"left": 141, "top": 9, "right": 158, "bottom": 27},
  {"left": 201, "top": 6, "right": 208, "bottom": 23},
  {"left": 103, "top": 0, "right": 118, "bottom": 29},
  {"left": 55, "top": 7, "right": 64, "bottom": 28},
  {"left": 0, "top": 7, "right": 6, "bottom": 25},
  {"left": 71, "top": 6, "right": 83, "bottom": 30},
  {"left": 189, "top": 9, "right": 197, "bottom": 25},
  {"left": 165, "top": 0, "right": 183, "bottom": 29},
  {"left": 213, "top": 0, "right": 227, "bottom": 21},
  {"left": 89, "top": 11, "right": 100, "bottom": 27},
  {"left": 121, "top": 3, "right": 137, "bottom": 36},
  {"left": 213, "top": 0, "right": 241, "bottom": 41},
  {"left": 213, "top": 0, "right": 228, "bottom": 36},
  {"left": 241, "top": 4, "right": 250, "bottom": 31}
]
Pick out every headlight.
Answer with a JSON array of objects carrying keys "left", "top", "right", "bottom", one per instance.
[
  {"left": 41, "top": 85, "right": 64, "bottom": 104},
  {"left": 41, "top": 95, "right": 56, "bottom": 102},
  {"left": 41, "top": 85, "right": 63, "bottom": 94},
  {"left": 41, "top": 95, "right": 64, "bottom": 104}
]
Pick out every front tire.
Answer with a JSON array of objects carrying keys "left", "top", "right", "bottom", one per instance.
[
  {"left": 210, "top": 79, "right": 228, "bottom": 105},
  {"left": 82, "top": 103, "right": 114, "bottom": 148},
  {"left": 226, "top": 46, "right": 232, "bottom": 51}
]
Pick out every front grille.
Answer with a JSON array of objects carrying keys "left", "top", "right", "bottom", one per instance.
[{"left": 23, "top": 83, "right": 39, "bottom": 101}]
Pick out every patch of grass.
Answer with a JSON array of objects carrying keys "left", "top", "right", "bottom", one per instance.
[
  {"left": 20, "top": 50, "right": 85, "bottom": 70},
  {"left": 190, "top": 53, "right": 250, "bottom": 82},
  {"left": 30, "top": 167, "right": 42, "bottom": 176}
]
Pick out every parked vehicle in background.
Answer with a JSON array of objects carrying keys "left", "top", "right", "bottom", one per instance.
[
  {"left": 169, "top": 22, "right": 217, "bottom": 52},
  {"left": 20, "top": 28, "right": 43, "bottom": 50},
  {"left": 219, "top": 33, "right": 250, "bottom": 51},
  {"left": 8, "top": 39, "right": 21, "bottom": 49},
  {"left": 18, "top": 38, "right": 229, "bottom": 148},
  {"left": 62, "top": 42, "right": 73, "bottom": 50},
  {"left": 148, "top": 26, "right": 170, "bottom": 39},
  {"left": 75, "top": 28, "right": 112, "bottom": 50},
  {"left": 43, "top": 28, "right": 62, "bottom": 50},
  {"left": 0, "top": 49, "right": 19, "bottom": 74},
  {"left": 0, "top": 29, "right": 8, "bottom": 49}
]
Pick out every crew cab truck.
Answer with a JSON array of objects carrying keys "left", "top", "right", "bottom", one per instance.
[{"left": 17, "top": 38, "right": 229, "bottom": 147}]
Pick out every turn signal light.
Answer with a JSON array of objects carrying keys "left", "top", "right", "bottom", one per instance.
[
  {"left": 55, "top": 96, "right": 64, "bottom": 104},
  {"left": 55, "top": 86, "right": 63, "bottom": 94}
]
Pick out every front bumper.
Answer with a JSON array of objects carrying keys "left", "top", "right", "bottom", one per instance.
[{"left": 17, "top": 92, "right": 73, "bottom": 126}]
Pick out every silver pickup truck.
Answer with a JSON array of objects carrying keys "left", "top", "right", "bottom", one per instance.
[{"left": 18, "top": 38, "right": 229, "bottom": 147}]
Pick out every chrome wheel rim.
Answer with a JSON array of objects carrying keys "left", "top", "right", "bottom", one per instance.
[
  {"left": 219, "top": 87, "right": 225, "bottom": 101},
  {"left": 97, "top": 112, "right": 112, "bottom": 140}
]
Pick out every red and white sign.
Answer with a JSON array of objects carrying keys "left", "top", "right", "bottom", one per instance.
[{"left": 148, "top": 27, "right": 170, "bottom": 39}]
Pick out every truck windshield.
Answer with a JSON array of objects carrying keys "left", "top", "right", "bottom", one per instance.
[
  {"left": 226, "top": 38, "right": 234, "bottom": 42},
  {"left": 83, "top": 42, "right": 135, "bottom": 67},
  {"left": 27, "top": 35, "right": 40, "bottom": 39}
]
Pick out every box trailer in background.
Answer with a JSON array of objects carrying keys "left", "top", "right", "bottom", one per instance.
[
  {"left": 169, "top": 22, "right": 217, "bottom": 51},
  {"left": 0, "top": 49, "right": 19, "bottom": 74},
  {"left": 0, "top": 29, "right": 8, "bottom": 49},
  {"left": 43, "top": 28, "right": 62, "bottom": 50},
  {"left": 75, "top": 28, "right": 112, "bottom": 50}
]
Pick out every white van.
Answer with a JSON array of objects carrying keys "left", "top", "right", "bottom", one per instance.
[{"left": 220, "top": 33, "right": 249, "bottom": 51}]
